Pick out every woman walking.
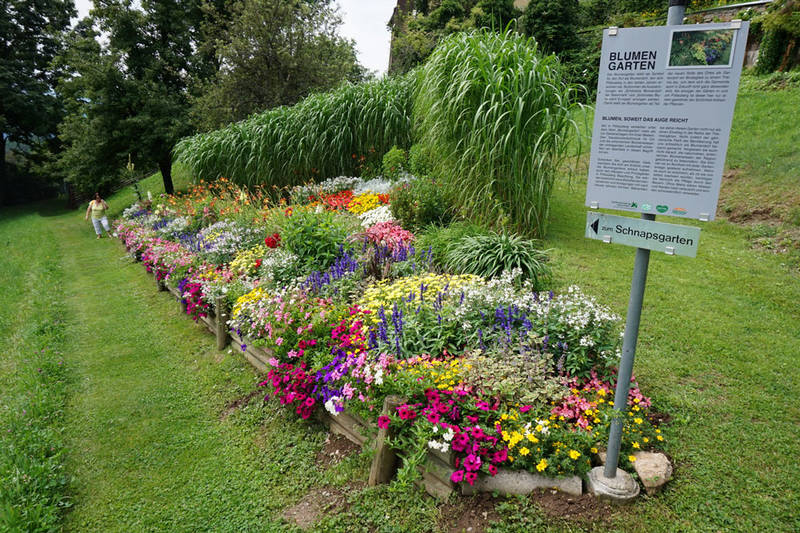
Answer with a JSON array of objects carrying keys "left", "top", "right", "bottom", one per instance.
[{"left": 85, "top": 192, "right": 111, "bottom": 238}]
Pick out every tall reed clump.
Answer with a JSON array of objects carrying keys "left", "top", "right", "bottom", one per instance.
[
  {"left": 414, "top": 30, "right": 580, "bottom": 238},
  {"left": 174, "top": 74, "right": 415, "bottom": 190}
]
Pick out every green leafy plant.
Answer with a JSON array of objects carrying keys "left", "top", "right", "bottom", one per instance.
[
  {"left": 444, "top": 232, "right": 551, "bottom": 287},
  {"left": 281, "top": 209, "right": 357, "bottom": 270},
  {"left": 381, "top": 146, "right": 408, "bottom": 181},
  {"left": 389, "top": 178, "right": 455, "bottom": 230},
  {"left": 406, "top": 143, "right": 435, "bottom": 176}
]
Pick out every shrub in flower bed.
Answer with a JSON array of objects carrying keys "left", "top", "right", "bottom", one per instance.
[{"left": 114, "top": 176, "right": 666, "bottom": 492}]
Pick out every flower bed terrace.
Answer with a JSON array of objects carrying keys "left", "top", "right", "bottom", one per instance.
[{"left": 114, "top": 174, "right": 668, "bottom": 497}]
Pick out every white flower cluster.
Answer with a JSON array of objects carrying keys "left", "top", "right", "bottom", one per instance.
[
  {"left": 353, "top": 177, "right": 395, "bottom": 195},
  {"left": 427, "top": 425, "right": 455, "bottom": 453},
  {"left": 293, "top": 176, "right": 361, "bottom": 197},
  {"left": 155, "top": 216, "right": 190, "bottom": 238},
  {"left": 358, "top": 204, "right": 394, "bottom": 227},
  {"left": 530, "top": 285, "right": 620, "bottom": 332},
  {"left": 197, "top": 220, "right": 262, "bottom": 257},
  {"left": 122, "top": 203, "right": 144, "bottom": 219}
]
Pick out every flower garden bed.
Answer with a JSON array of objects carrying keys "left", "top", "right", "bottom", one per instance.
[{"left": 114, "top": 175, "right": 669, "bottom": 501}]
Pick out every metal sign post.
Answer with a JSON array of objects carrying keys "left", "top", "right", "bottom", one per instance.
[{"left": 587, "top": 0, "right": 690, "bottom": 502}]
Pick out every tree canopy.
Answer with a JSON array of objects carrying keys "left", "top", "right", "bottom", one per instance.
[
  {"left": 191, "top": 0, "right": 366, "bottom": 131},
  {"left": 0, "top": 0, "right": 75, "bottom": 199}
]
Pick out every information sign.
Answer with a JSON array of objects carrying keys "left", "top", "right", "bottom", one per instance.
[
  {"left": 585, "top": 212, "right": 700, "bottom": 257},
  {"left": 586, "top": 22, "right": 749, "bottom": 221}
]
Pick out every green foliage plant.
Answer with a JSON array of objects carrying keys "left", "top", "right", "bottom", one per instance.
[
  {"left": 460, "top": 347, "right": 567, "bottom": 407},
  {"left": 281, "top": 208, "right": 358, "bottom": 271},
  {"left": 444, "top": 232, "right": 551, "bottom": 288},
  {"left": 406, "top": 143, "right": 436, "bottom": 176},
  {"left": 414, "top": 30, "right": 579, "bottom": 238},
  {"left": 414, "top": 221, "right": 489, "bottom": 271},
  {"left": 388, "top": 178, "right": 455, "bottom": 230},
  {"left": 754, "top": 0, "right": 800, "bottom": 74},
  {"left": 381, "top": 146, "right": 408, "bottom": 181}
]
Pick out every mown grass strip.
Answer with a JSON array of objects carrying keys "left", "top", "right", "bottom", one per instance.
[{"left": 0, "top": 204, "right": 72, "bottom": 532}]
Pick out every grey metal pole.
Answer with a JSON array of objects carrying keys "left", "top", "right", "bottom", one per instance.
[
  {"left": 602, "top": 0, "right": 688, "bottom": 480},
  {"left": 667, "top": 0, "right": 689, "bottom": 26},
  {"left": 603, "top": 215, "right": 653, "bottom": 478}
]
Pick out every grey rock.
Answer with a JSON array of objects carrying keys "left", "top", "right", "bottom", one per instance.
[{"left": 632, "top": 451, "right": 672, "bottom": 495}]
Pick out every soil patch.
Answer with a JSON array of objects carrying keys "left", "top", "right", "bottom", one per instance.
[
  {"left": 316, "top": 432, "right": 362, "bottom": 468},
  {"left": 647, "top": 410, "right": 673, "bottom": 426},
  {"left": 220, "top": 389, "right": 262, "bottom": 420},
  {"left": 440, "top": 493, "right": 501, "bottom": 533},
  {"left": 529, "top": 489, "right": 614, "bottom": 526},
  {"left": 281, "top": 487, "right": 349, "bottom": 530}
]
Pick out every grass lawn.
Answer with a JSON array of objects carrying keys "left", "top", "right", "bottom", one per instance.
[{"left": 1, "top": 84, "right": 797, "bottom": 531}]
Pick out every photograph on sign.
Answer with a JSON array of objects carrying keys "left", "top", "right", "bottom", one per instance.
[
  {"left": 668, "top": 29, "right": 736, "bottom": 68},
  {"left": 585, "top": 22, "right": 750, "bottom": 221}
]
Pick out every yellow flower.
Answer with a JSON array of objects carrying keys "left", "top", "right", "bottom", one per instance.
[
  {"left": 628, "top": 455, "right": 636, "bottom": 462},
  {"left": 643, "top": 437, "right": 649, "bottom": 443},
  {"left": 526, "top": 434, "right": 538, "bottom": 443},
  {"left": 536, "top": 459, "right": 548, "bottom": 472},
  {"left": 634, "top": 417, "right": 643, "bottom": 425},
  {"left": 519, "top": 447, "right": 530, "bottom": 456},
  {"left": 568, "top": 450, "right": 581, "bottom": 460},
  {"left": 590, "top": 447, "right": 598, "bottom": 454},
  {"left": 632, "top": 442, "right": 640, "bottom": 449},
  {"left": 657, "top": 435, "right": 664, "bottom": 441}
]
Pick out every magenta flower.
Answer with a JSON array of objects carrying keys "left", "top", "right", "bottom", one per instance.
[
  {"left": 463, "top": 454, "right": 482, "bottom": 472},
  {"left": 377, "top": 415, "right": 391, "bottom": 429},
  {"left": 450, "top": 470, "right": 464, "bottom": 483},
  {"left": 492, "top": 448, "right": 508, "bottom": 463},
  {"left": 464, "top": 472, "right": 478, "bottom": 485},
  {"left": 451, "top": 433, "right": 469, "bottom": 452}
]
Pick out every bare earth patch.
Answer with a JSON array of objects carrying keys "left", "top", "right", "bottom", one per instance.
[
  {"left": 220, "top": 388, "right": 262, "bottom": 421},
  {"left": 529, "top": 489, "right": 614, "bottom": 527},
  {"left": 281, "top": 487, "right": 349, "bottom": 530},
  {"left": 315, "top": 432, "right": 362, "bottom": 468},
  {"left": 439, "top": 493, "right": 501, "bottom": 533}
]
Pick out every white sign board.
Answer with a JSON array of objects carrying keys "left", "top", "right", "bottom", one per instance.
[
  {"left": 586, "top": 22, "right": 749, "bottom": 221},
  {"left": 585, "top": 212, "right": 700, "bottom": 257}
]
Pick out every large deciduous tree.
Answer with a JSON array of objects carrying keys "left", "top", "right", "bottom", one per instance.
[
  {"left": 191, "top": 0, "right": 366, "bottom": 131},
  {"left": 57, "top": 0, "right": 225, "bottom": 196},
  {"left": 0, "top": 0, "right": 74, "bottom": 195}
]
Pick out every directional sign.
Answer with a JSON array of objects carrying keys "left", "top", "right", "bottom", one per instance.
[{"left": 586, "top": 212, "right": 700, "bottom": 257}]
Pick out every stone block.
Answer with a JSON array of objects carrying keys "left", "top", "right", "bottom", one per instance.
[
  {"left": 632, "top": 451, "right": 672, "bottom": 495},
  {"left": 460, "top": 469, "right": 582, "bottom": 497}
]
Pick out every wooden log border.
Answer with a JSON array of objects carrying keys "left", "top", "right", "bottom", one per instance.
[{"left": 137, "top": 248, "right": 585, "bottom": 499}]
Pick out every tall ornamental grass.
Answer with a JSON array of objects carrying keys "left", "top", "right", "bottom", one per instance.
[
  {"left": 174, "top": 75, "right": 414, "bottom": 189},
  {"left": 414, "top": 30, "right": 579, "bottom": 238}
]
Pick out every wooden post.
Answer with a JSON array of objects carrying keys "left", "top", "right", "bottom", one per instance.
[
  {"left": 368, "top": 395, "right": 404, "bottom": 486},
  {"left": 156, "top": 276, "right": 166, "bottom": 291},
  {"left": 215, "top": 296, "right": 229, "bottom": 350}
]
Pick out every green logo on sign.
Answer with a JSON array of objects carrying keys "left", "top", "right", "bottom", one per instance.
[{"left": 656, "top": 205, "right": 669, "bottom": 213}]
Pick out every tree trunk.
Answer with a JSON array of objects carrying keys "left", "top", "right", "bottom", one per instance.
[{"left": 159, "top": 152, "right": 174, "bottom": 195}]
